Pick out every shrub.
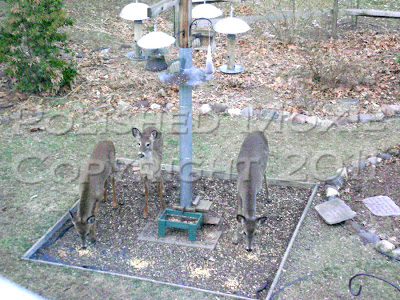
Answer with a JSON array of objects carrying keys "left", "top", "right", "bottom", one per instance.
[{"left": 0, "top": 0, "right": 76, "bottom": 94}]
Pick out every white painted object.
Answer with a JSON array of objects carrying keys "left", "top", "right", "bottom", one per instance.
[
  {"left": 137, "top": 32, "right": 175, "bottom": 49},
  {"left": 120, "top": 2, "right": 149, "bottom": 21},
  {"left": 192, "top": 4, "right": 222, "bottom": 19},
  {"left": 199, "top": 103, "right": 212, "bottom": 115},
  {"left": 227, "top": 108, "right": 241, "bottom": 116},
  {"left": 214, "top": 17, "right": 250, "bottom": 34},
  {"left": 376, "top": 240, "right": 395, "bottom": 252},
  {"left": 150, "top": 103, "right": 161, "bottom": 110},
  {"left": 326, "top": 187, "right": 340, "bottom": 197}
]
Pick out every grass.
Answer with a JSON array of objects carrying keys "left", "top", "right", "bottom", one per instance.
[{"left": 1, "top": 110, "right": 400, "bottom": 298}]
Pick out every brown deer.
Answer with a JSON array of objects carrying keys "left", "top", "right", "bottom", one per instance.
[
  {"left": 132, "top": 127, "right": 165, "bottom": 217},
  {"left": 234, "top": 131, "right": 269, "bottom": 252},
  {"left": 69, "top": 141, "right": 118, "bottom": 249}
]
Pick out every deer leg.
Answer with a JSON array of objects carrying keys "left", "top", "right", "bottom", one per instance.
[
  {"left": 234, "top": 194, "right": 242, "bottom": 245},
  {"left": 111, "top": 175, "right": 117, "bottom": 208},
  {"left": 264, "top": 173, "right": 270, "bottom": 203},
  {"left": 91, "top": 201, "right": 100, "bottom": 244},
  {"left": 103, "top": 182, "right": 107, "bottom": 202},
  {"left": 143, "top": 178, "right": 149, "bottom": 217},
  {"left": 158, "top": 178, "right": 165, "bottom": 210}
]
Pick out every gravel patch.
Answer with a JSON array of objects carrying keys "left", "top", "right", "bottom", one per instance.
[{"left": 35, "top": 165, "right": 312, "bottom": 298}]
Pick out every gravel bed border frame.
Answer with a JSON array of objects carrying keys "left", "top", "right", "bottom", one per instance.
[{"left": 22, "top": 160, "right": 319, "bottom": 300}]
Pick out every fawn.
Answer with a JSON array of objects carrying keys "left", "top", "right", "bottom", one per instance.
[
  {"left": 132, "top": 127, "right": 165, "bottom": 217},
  {"left": 69, "top": 141, "right": 118, "bottom": 249},
  {"left": 234, "top": 131, "right": 269, "bottom": 252}
]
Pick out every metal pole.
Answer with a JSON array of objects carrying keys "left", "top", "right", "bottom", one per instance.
[
  {"left": 134, "top": 20, "right": 143, "bottom": 59},
  {"left": 178, "top": 0, "right": 193, "bottom": 207}
]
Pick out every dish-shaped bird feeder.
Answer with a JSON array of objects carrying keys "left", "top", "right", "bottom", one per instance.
[
  {"left": 138, "top": 30, "right": 176, "bottom": 72},
  {"left": 120, "top": 1, "right": 150, "bottom": 61},
  {"left": 191, "top": 2, "right": 221, "bottom": 51},
  {"left": 213, "top": 10, "right": 250, "bottom": 74}
]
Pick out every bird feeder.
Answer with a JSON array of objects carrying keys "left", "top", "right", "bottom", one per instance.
[
  {"left": 191, "top": 2, "right": 222, "bottom": 51},
  {"left": 137, "top": 30, "right": 176, "bottom": 72},
  {"left": 213, "top": 8, "right": 250, "bottom": 74},
  {"left": 120, "top": 1, "right": 150, "bottom": 61}
]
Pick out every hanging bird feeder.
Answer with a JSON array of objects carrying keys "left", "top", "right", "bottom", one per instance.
[
  {"left": 120, "top": 1, "right": 150, "bottom": 61},
  {"left": 137, "top": 28, "right": 176, "bottom": 71},
  {"left": 213, "top": 7, "right": 250, "bottom": 74},
  {"left": 191, "top": 1, "right": 222, "bottom": 51}
]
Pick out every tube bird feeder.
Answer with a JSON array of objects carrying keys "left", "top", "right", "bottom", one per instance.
[
  {"left": 213, "top": 9, "right": 250, "bottom": 74},
  {"left": 120, "top": 1, "right": 150, "bottom": 61}
]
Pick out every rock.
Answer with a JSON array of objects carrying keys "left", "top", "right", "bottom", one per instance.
[
  {"left": 240, "top": 106, "right": 254, "bottom": 117},
  {"left": 352, "top": 159, "right": 366, "bottom": 169},
  {"left": 377, "top": 153, "right": 392, "bottom": 160},
  {"left": 374, "top": 112, "right": 385, "bottom": 121},
  {"left": 289, "top": 113, "right": 308, "bottom": 124},
  {"left": 73, "top": 104, "right": 84, "bottom": 111},
  {"left": 326, "top": 187, "right": 340, "bottom": 197},
  {"left": 387, "top": 236, "right": 397, "bottom": 244},
  {"left": 376, "top": 240, "right": 395, "bottom": 252},
  {"left": 321, "top": 119, "right": 334, "bottom": 128},
  {"left": 262, "top": 109, "right": 278, "bottom": 120},
  {"left": 389, "top": 104, "right": 400, "bottom": 113},
  {"left": 388, "top": 148, "right": 400, "bottom": 157},
  {"left": 392, "top": 248, "right": 400, "bottom": 258},
  {"left": 150, "top": 103, "right": 161, "bottom": 110},
  {"left": 199, "top": 103, "right": 212, "bottom": 115},
  {"left": 165, "top": 102, "right": 175, "bottom": 110},
  {"left": 336, "top": 167, "right": 348, "bottom": 179},
  {"left": 227, "top": 108, "right": 241, "bottom": 116},
  {"left": 367, "top": 156, "right": 382, "bottom": 165},
  {"left": 359, "top": 231, "right": 381, "bottom": 245},
  {"left": 305, "top": 116, "right": 321, "bottom": 126},
  {"left": 359, "top": 113, "right": 375, "bottom": 124},
  {"left": 315, "top": 198, "right": 356, "bottom": 225},
  {"left": 1, "top": 118, "right": 10, "bottom": 124},
  {"left": 10, "top": 112, "right": 22, "bottom": 120},
  {"left": 76, "top": 52, "right": 88, "bottom": 58},
  {"left": 332, "top": 116, "right": 349, "bottom": 126},
  {"left": 347, "top": 115, "right": 359, "bottom": 123},
  {"left": 211, "top": 103, "right": 228, "bottom": 113},
  {"left": 100, "top": 48, "right": 110, "bottom": 54},
  {"left": 97, "top": 104, "right": 111, "bottom": 110},
  {"left": 120, "top": 44, "right": 133, "bottom": 49},
  {"left": 381, "top": 105, "right": 395, "bottom": 117},
  {"left": 118, "top": 101, "right": 130, "bottom": 110},
  {"left": 31, "top": 111, "right": 44, "bottom": 118},
  {"left": 135, "top": 100, "right": 149, "bottom": 108},
  {"left": 325, "top": 175, "right": 344, "bottom": 187}
]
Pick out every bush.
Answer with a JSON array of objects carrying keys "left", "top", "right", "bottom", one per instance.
[{"left": 0, "top": 0, "right": 76, "bottom": 94}]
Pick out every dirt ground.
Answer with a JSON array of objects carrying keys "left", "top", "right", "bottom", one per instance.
[
  {"left": 273, "top": 155, "right": 400, "bottom": 299},
  {"left": 35, "top": 167, "right": 312, "bottom": 299}
]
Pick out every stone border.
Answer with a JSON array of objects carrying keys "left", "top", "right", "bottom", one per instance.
[{"left": 320, "top": 144, "right": 400, "bottom": 253}]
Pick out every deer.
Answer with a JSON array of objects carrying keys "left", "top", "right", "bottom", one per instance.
[
  {"left": 234, "top": 131, "right": 269, "bottom": 252},
  {"left": 69, "top": 141, "right": 118, "bottom": 249},
  {"left": 132, "top": 126, "right": 165, "bottom": 217}
]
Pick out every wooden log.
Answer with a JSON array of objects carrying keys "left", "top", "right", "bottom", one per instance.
[{"left": 342, "top": 9, "right": 400, "bottom": 18}]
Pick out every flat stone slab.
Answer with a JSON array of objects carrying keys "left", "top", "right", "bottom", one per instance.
[
  {"left": 362, "top": 196, "right": 400, "bottom": 216},
  {"left": 315, "top": 198, "right": 356, "bottom": 225},
  {"left": 137, "top": 222, "right": 222, "bottom": 250}
]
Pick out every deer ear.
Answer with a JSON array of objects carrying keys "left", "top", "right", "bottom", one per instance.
[
  {"left": 236, "top": 214, "right": 246, "bottom": 223},
  {"left": 87, "top": 216, "right": 95, "bottom": 224},
  {"left": 132, "top": 128, "right": 141, "bottom": 138},
  {"left": 150, "top": 130, "right": 158, "bottom": 140},
  {"left": 257, "top": 216, "right": 268, "bottom": 225}
]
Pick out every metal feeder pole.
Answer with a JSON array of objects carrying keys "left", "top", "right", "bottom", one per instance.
[
  {"left": 178, "top": 0, "right": 193, "bottom": 207},
  {"left": 133, "top": 20, "right": 144, "bottom": 60}
]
